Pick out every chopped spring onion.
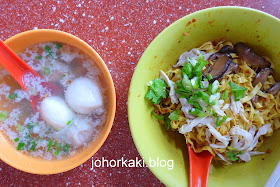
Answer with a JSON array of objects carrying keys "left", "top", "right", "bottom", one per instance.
[
  {"left": 193, "top": 54, "right": 208, "bottom": 75},
  {"left": 56, "top": 43, "right": 63, "bottom": 49},
  {"left": 36, "top": 56, "right": 42, "bottom": 60},
  {"left": 229, "top": 82, "right": 247, "bottom": 101},
  {"left": 168, "top": 110, "right": 180, "bottom": 121},
  {"left": 164, "top": 118, "right": 171, "bottom": 130},
  {"left": 194, "top": 91, "right": 210, "bottom": 103},
  {"left": 227, "top": 146, "right": 236, "bottom": 151},
  {"left": 207, "top": 74, "right": 213, "bottom": 81},
  {"left": 67, "top": 120, "right": 72, "bottom": 125},
  {"left": 48, "top": 139, "right": 53, "bottom": 151},
  {"left": 17, "top": 124, "right": 22, "bottom": 131},
  {"left": 152, "top": 110, "right": 164, "bottom": 121},
  {"left": 193, "top": 101, "right": 203, "bottom": 111},
  {"left": 182, "top": 75, "right": 193, "bottom": 91},
  {"left": 43, "top": 67, "right": 51, "bottom": 75},
  {"left": 9, "top": 93, "right": 17, "bottom": 99},
  {"left": 209, "top": 93, "right": 220, "bottom": 105},
  {"left": 30, "top": 141, "right": 37, "bottom": 151},
  {"left": 0, "top": 111, "right": 8, "bottom": 121},
  {"left": 181, "top": 62, "right": 193, "bottom": 78},
  {"left": 38, "top": 137, "right": 43, "bottom": 142},
  {"left": 14, "top": 137, "right": 19, "bottom": 142},
  {"left": 188, "top": 57, "right": 197, "bottom": 67},
  {"left": 189, "top": 108, "right": 207, "bottom": 118},
  {"left": 226, "top": 150, "right": 243, "bottom": 161},
  {"left": 45, "top": 45, "right": 53, "bottom": 57},
  {"left": 27, "top": 124, "right": 34, "bottom": 129},
  {"left": 191, "top": 77, "right": 199, "bottom": 89},
  {"left": 222, "top": 90, "right": 229, "bottom": 100},
  {"left": 17, "top": 142, "right": 25, "bottom": 150},
  {"left": 54, "top": 150, "right": 60, "bottom": 156},
  {"left": 211, "top": 80, "right": 219, "bottom": 94},
  {"left": 63, "top": 144, "right": 69, "bottom": 153},
  {"left": 216, "top": 115, "right": 228, "bottom": 127}
]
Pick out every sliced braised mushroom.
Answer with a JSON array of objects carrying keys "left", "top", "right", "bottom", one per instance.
[
  {"left": 219, "top": 45, "right": 235, "bottom": 54},
  {"left": 235, "top": 42, "right": 270, "bottom": 68},
  {"left": 218, "top": 62, "right": 239, "bottom": 80},
  {"left": 252, "top": 68, "right": 273, "bottom": 89},
  {"left": 267, "top": 82, "right": 280, "bottom": 95},
  {"left": 203, "top": 53, "right": 232, "bottom": 82}
]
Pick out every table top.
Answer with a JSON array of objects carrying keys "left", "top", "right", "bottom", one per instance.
[{"left": 0, "top": 0, "right": 280, "bottom": 186}]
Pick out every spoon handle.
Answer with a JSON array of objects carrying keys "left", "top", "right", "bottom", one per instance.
[
  {"left": 188, "top": 143, "right": 213, "bottom": 187},
  {"left": 0, "top": 40, "right": 40, "bottom": 90}
]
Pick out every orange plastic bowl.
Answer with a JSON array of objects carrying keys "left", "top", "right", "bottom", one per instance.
[{"left": 0, "top": 29, "right": 116, "bottom": 174}]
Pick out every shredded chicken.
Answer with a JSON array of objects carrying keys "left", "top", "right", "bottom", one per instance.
[
  {"left": 249, "top": 124, "right": 271, "bottom": 150},
  {"left": 238, "top": 151, "right": 264, "bottom": 162},
  {"left": 160, "top": 70, "right": 179, "bottom": 104},
  {"left": 179, "top": 117, "right": 208, "bottom": 134},
  {"left": 205, "top": 123, "right": 230, "bottom": 147},
  {"left": 173, "top": 48, "right": 213, "bottom": 67},
  {"left": 230, "top": 126, "right": 253, "bottom": 151},
  {"left": 179, "top": 98, "right": 195, "bottom": 119}
]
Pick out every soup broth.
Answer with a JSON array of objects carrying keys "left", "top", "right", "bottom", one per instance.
[{"left": 0, "top": 42, "right": 107, "bottom": 160}]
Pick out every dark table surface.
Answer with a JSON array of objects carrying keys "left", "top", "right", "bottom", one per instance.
[{"left": 0, "top": 0, "right": 280, "bottom": 186}]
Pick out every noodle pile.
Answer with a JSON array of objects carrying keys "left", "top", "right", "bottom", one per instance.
[{"left": 149, "top": 40, "right": 280, "bottom": 164}]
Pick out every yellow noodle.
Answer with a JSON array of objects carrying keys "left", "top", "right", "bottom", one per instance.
[{"left": 154, "top": 40, "right": 279, "bottom": 164}]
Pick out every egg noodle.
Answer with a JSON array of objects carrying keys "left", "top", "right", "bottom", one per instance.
[{"left": 149, "top": 40, "right": 280, "bottom": 164}]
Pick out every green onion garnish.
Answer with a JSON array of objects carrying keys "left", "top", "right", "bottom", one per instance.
[
  {"left": 43, "top": 68, "right": 50, "bottom": 75},
  {"left": 194, "top": 91, "right": 210, "bottom": 103},
  {"left": 226, "top": 150, "right": 243, "bottom": 161},
  {"left": 56, "top": 43, "right": 63, "bottom": 49},
  {"left": 207, "top": 74, "right": 213, "bottom": 81},
  {"left": 14, "top": 137, "right": 19, "bottom": 142},
  {"left": 27, "top": 124, "right": 34, "bottom": 130},
  {"left": 227, "top": 146, "right": 236, "bottom": 151},
  {"left": 30, "top": 141, "right": 37, "bottom": 151},
  {"left": 151, "top": 110, "right": 164, "bottom": 121},
  {"left": 229, "top": 82, "right": 247, "bottom": 101},
  {"left": 36, "top": 56, "right": 42, "bottom": 60},
  {"left": 216, "top": 115, "right": 228, "bottom": 127},
  {"left": 17, "top": 142, "right": 25, "bottom": 150},
  {"left": 164, "top": 118, "right": 171, "bottom": 130},
  {"left": 0, "top": 111, "right": 8, "bottom": 121},
  {"left": 9, "top": 93, "right": 17, "bottom": 99},
  {"left": 17, "top": 124, "right": 22, "bottom": 131},
  {"left": 54, "top": 150, "right": 60, "bottom": 156},
  {"left": 182, "top": 75, "right": 193, "bottom": 91},
  {"left": 48, "top": 139, "right": 53, "bottom": 151},
  {"left": 211, "top": 80, "right": 219, "bottom": 94},
  {"left": 222, "top": 90, "right": 229, "bottom": 100},
  {"left": 168, "top": 110, "right": 180, "bottom": 121},
  {"left": 45, "top": 45, "right": 53, "bottom": 57},
  {"left": 63, "top": 144, "right": 69, "bottom": 153},
  {"left": 181, "top": 62, "right": 193, "bottom": 78},
  {"left": 67, "top": 120, "right": 72, "bottom": 125},
  {"left": 193, "top": 101, "right": 203, "bottom": 111},
  {"left": 193, "top": 54, "right": 208, "bottom": 75},
  {"left": 189, "top": 108, "right": 207, "bottom": 118}
]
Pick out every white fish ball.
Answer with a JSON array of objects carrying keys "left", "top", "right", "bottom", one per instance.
[
  {"left": 40, "top": 96, "right": 74, "bottom": 129},
  {"left": 65, "top": 77, "right": 103, "bottom": 114}
]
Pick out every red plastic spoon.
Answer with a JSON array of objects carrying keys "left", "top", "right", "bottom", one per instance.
[
  {"left": 0, "top": 40, "right": 63, "bottom": 112},
  {"left": 188, "top": 143, "right": 213, "bottom": 187}
]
